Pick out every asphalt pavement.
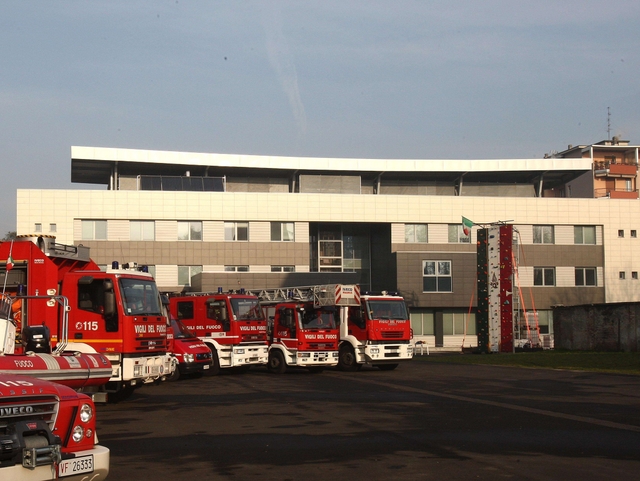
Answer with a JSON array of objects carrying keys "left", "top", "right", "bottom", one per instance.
[{"left": 95, "top": 360, "right": 640, "bottom": 480}]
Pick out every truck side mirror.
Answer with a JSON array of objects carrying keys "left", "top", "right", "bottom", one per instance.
[{"left": 103, "top": 280, "right": 116, "bottom": 318}]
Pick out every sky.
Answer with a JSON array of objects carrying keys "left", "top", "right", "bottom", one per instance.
[{"left": 1, "top": 1, "right": 640, "bottom": 236}]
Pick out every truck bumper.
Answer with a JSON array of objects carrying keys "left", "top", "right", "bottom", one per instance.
[
  {"left": 295, "top": 350, "right": 339, "bottom": 367},
  {"left": 363, "top": 343, "right": 414, "bottom": 363},
  {"left": 1, "top": 444, "right": 109, "bottom": 481}
]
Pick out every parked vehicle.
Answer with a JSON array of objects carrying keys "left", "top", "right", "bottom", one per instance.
[
  {"left": 250, "top": 284, "right": 413, "bottom": 371},
  {"left": 166, "top": 317, "right": 213, "bottom": 381},
  {"left": 168, "top": 289, "right": 269, "bottom": 374},
  {"left": 0, "top": 373, "right": 109, "bottom": 480},
  {"left": 0, "top": 235, "right": 173, "bottom": 401}
]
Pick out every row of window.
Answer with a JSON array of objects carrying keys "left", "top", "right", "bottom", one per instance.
[
  {"left": 127, "top": 265, "right": 296, "bottom": 286},
  {"left": 421, "top": 261, "right": 601, "bottom": 292},
  {"left": 81, "top": 220, "right": 295, "bottom": 242},
  {"left": 410, "top": 310, "right": 553, "bottom": 336},
  {"left": 406, "top": 224, "right": 601, "bottom": 245}
]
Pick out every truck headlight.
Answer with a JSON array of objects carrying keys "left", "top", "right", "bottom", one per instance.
[
  {"left": 184, "top": 354, "right": 195, "bottom": 363},
  {"left": 371, "top": 348, "right": 380, "bottom": 354},
  {"left": 72, "top": 426, "right": 85, "bottom": 443},
  {"left": 236, "top": 348, "right": 245, "bottom": 355},
  {"left": 79, "top": 403, "right": 93, "bottom": 423}
]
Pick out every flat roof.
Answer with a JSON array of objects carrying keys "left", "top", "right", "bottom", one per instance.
[{"left": 71, "top": 146, "right": 593, "bottom": 187}]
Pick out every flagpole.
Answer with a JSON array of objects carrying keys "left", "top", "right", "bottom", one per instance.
[{"left": 2, "top": 240, "right": 14, "bottom": 296}]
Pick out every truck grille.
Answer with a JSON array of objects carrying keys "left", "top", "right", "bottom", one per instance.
[
  {"left": 0, "top": 396, "right": 58, "bottom": 434},
  {"left": 381, "top": 331, "right": 405, "bottom": 339}
]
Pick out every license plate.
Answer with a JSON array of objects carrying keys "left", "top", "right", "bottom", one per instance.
[
  {"left": 58, "top": 455, "right": 94, "bottom": 477},
  {"left": 203, "top": 364, "right": 210, "bottom": 370}
]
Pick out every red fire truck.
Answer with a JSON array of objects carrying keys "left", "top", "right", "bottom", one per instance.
[
  {"left": 339, "top": 287, "right": 414, "bottom": 371},
  {"left": 168, "top": 289, "right": 269, "bottom": 374},
  {"left": 252, "top": 284, "right": 413, "bottom": 371},
  {"left": 0, "top": 374, "right": 109, "bottom": 480},
  {"left": 248, "top": 286, "right": 345, "bottom": 373},
  {"left": 0, "top": 236, "right": 173, "bottom": 401}
]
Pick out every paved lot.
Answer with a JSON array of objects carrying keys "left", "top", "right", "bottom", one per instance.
[{"left": 96, "top": 360, "right": 640, "bottom": 480}]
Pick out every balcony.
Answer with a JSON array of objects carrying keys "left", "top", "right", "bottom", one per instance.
[
  {"left": 594, "top": 161, "right": 638, "bottom": 178},
  {"left": 595, "top": 188, "right": 639, "bottom": 199}
]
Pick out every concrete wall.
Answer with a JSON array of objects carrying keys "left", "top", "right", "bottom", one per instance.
[{"left": 554, "top": 302, "right": 640, "bottom": 352}]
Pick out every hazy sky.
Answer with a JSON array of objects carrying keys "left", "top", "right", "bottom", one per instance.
[{"left": 2, "top": 1, "right": 639, "bottom": 236}]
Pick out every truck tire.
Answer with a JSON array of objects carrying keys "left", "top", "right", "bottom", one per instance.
[
  {"left": 338, "top": 344, "right": 360, "bottom": 372},
  {"left": 166, "top": 365, "right": 181, "bottom": 382},
  {"left": 204, "top": 347, "right": 220, "bottom": 376},
  {"left": 268, "top": 350, "right": 287, "bottom": 374},
  {"left": 377, "top": 363, "right": 399, "bottom": 371}
]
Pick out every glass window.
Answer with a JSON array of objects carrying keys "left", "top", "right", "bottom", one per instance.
[
  {"left": 405, "top": 224, "right": 428, "bottom": 243},
  {"left": 34, "top": 223, "right": 42, "bottom": 232},
  {"left": 49, "top": 223, "right": 57, "bottom": 233},
  {"left": 271, "top": 265, "right": 295, "bottom": 272},
  {"left": 422, "top": 260, "right": 452, "bottom": 292},
  {"left": 533, "top": 225, "right": 554, "bottom": 244},
  {"left": 224, "top": 222, "right": 249, "bottom": 241},
  {"left": 130, "top": 221, "right": 155, "bottom": 241},
  {"left": 81, "top": 220, "right": 107, "bottom": 240},
  {"left": 442, "top": 312, "right": 475, "bottom": 335},
  {"left": 574, "top": 226, "right": 596, "bottom": 245},
  {"left": 448, "top": 225, "right": 470, "bottom": 243},
  {"left": 224, "top": 265, "right": 249, "bottom": 272},
  {"left": 575, "top": 267, "right": 597, "bottom": 286},
  {"left": 271, "top": 222, "right": 295, "bottom": 241},
  {"left": 534, "top": 267, "right": 555, "bottom": 286},
  {"left": 178, "top": 221, "right": 202, "bottom": 241},
  {"left": 178, "top": 265, "right": 203, "bottom": 286}
]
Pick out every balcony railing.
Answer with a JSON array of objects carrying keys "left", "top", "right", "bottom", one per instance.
[
  {"left": 594, "top": 161, "right": 638, "bottom": 177},
  {"left": 595, "top": 188, "right": 639, "bottom": 199}
]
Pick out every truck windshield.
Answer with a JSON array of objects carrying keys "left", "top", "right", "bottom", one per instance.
[
  {"left": 171, "top": 319, "right": 196, "bottom": 339},
  {"left": 301, "top": 309, "right": 336, "bottom": 329},
  {"left": 366, "top": 300, "right": 408, "bottom": 320},
  {"left": 230, "top": 298, "right": 264, "bottom": 321},
  {"left": 120, "top": 278, "right": 162, "bottom": 316}
]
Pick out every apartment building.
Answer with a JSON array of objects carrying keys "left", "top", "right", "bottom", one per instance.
[{"left": 16, "top": 145, "right": 640, "bottom": 348}]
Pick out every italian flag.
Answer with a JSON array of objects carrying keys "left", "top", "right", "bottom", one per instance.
[
  {"left": 462, "top": 216, "right": 474, "bottom": 236},
  {"left": 6, "top": 254, "right": 13, "bottom": 271}
]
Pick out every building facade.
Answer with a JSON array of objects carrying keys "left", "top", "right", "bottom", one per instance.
[{"left": 16, "top": 145, "right": 640, "bottom": 348}]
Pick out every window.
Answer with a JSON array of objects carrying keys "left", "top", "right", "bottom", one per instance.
[
  {"left": 534, "top": 267, "right": 555, "bottom": 286},
  {"left": 632, "top": 230, "right": 637, "bottom": 238},
  {"left": 224, "top": 265, "right": 249, "bottom": 272},
  {"left": 422, "top": 260, "right": 452, "bottom": 292},
  {"left": 130, "top": 221, "right": 155, "bottom": 241},
  {"left": 34, "top": 223, "right": 42, "bottom": 233},
  {"left": 633, "top": 272, "right": 638, "bottom": 280},
  {"left": 443, "top": 312, "right": 476, "bottom": 335},
  {"left": 271, "top": 222, "right": 294, "bottom": 242},
  {"left": 574, "top": 226, "right": 596, "bottom": 245},
  {"left": 178, "top": 221, "right": 202, "bottom": 241},
  {"left": 533, "top": 225, "right": 554, "bottom": 244},
  {"left": 49, "top": 223, "right": 57, "bottom": 233},
  {"left": 448, "top": 225, "right": 470, "bottom": 243},
  {"left": 405, "top": 224, "right": 428, "bottom": 243},
  {"left": 618, "top": 230, "right": 625, "bottom": 238},
  {"left": 271, "top": 265, "right": 295, "bottom": 272},
  {"left": 410, "top": 311, "right": 434, "bottom": 336},
  {"left": 575, "top": 267, "right": 597, "bottom": 286},
  {"left": 178, "top": 265, "right": 202, "bottom": 286},
  {"left": 224, "top": 222, "right": 249, "bottom": 241},
  {"left": 619, "top": 271, "right": 626, "bottom": 280},
  {"left": 81, "top": 220, "right": 107, "bottom": 240}
]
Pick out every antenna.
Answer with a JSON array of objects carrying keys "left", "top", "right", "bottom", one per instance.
[{"left": 607, "top": 107, "right": 611, "bottom": 140}]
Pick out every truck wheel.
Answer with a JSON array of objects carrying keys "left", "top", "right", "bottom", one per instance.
[
  {"left": 268, "top": 350, "right": 287, "bottom": 374},
  {"left": 338, "top": 345, "right": 360, "bottom": 372},
  {"left": 204, "top": 348, "right": 220, "bottom": 376},
  {"left": 166, "top": 365, "right": 181, "bottom": 382},
  {"left": 377, "top": 363, "right": 398, "bottom": 371}
]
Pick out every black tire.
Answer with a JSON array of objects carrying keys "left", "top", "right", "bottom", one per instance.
[
  {"left": 203, "top": 347, "right": 220, "bottom": 376},
  {"left": 377, "top": 363, "right": 398, "bottom": 371},
  {"left": 107, "top": 384, "right": 136, "bottom": 403},
  {"left": 307, "top": 366, "right": 324, "bottom": 374},
  {"left": 338, "top": 344, "right": 360, "bottom": 372},
  {"left": 268, "top": 350, "right": 287, "bottom": 374},
  {"left": 166, "top": 364, "right": 181, "bottom": 382}
]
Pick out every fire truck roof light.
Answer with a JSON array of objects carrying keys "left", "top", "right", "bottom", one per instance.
[
  {"left": 112, "top": 261, "right": 119, "bottom": 270},
  {"left": 218, "top": 287, "right": 223, "bottom": 294}
]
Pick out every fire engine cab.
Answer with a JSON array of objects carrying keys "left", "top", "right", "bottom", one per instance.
[{"left": 168, "top": 289, "right": 269, "bottom": 373}]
